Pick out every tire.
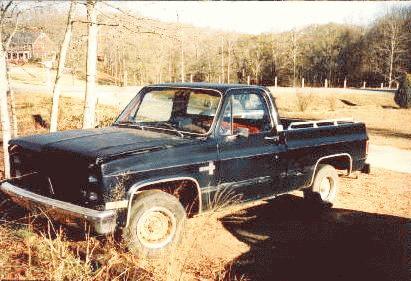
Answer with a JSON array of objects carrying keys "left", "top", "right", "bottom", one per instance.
[
  {"left": 123, "top": 190, "right": 187, "bottom": 257},
  {"left": 304, "top": 164, "right": 339, "bottom": 204}
]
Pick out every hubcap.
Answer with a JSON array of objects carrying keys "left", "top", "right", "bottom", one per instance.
[
  {"left": 136, "top": 207, "right": 177, "bottom": 249},
  {"left": 319, "top": 177, "right": 332, "bottom": 200}
]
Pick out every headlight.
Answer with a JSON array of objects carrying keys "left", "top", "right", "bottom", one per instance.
[
  {"left": 80, "top": 189, "right": 99, "bottom": 202},
  {"left": 88, "top": 175, "right": 98, "bottom": 183},
  {"left": 88, "top": 191, "right": 99, "bottom": 201}
]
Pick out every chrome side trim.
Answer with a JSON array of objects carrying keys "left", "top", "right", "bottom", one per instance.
[
  {"left": 308, "top": 153, "right": 352, "bottom": 187},
  {"left": 126, "top": 176, "right": 202, "bottom": 227}
]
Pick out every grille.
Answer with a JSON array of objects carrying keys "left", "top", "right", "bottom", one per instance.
[{"left": 10, "top": 146, "right": 91, "bottom": 206}]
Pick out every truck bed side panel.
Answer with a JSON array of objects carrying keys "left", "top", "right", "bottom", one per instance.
[{"left": 283, "top": 122, "right": 368, "bottom": 190}]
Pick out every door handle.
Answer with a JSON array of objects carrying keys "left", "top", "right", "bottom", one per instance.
[{"left": 264, "top": 136, "right": 280, "bottom": 143}]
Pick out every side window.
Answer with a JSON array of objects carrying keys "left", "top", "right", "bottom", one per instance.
[{"left": 219, "top": 91, "right": 272, "bottom": 136}]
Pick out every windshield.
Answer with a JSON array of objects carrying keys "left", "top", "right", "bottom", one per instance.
[{"left": 115, "top": 88, "right": 222, "bottom": 135}]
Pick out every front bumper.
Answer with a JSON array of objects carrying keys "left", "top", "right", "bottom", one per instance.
[{"left": 0, "top": 181, "right": 117, "bottom": 235}]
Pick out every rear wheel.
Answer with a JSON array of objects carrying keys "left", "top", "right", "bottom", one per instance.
[
  {"left": 123, "top": 190, "right": 186, "bottom": 257},
  {"left": 304, "top": 164, "right": 339, "bottom": 204}
]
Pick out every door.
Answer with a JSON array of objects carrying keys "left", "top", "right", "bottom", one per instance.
[{"left": 216, "top": 89, "right": 285, "bottom": 202}]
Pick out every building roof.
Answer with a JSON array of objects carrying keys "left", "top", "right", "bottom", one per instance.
[
  {"left": 9, "top": 31, "right": 42, "bottom": 46},
  {"left": 148, "top": 82, "right": 267, "bottom": 94}
]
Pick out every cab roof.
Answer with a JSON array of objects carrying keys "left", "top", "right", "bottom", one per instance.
[{"left": 147, "top": 82, "right": 268, "bottom": 95}]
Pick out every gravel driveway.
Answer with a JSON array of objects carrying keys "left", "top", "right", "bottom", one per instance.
[{"left": 368, "top": 144, "right": 411, "bottom": 174}]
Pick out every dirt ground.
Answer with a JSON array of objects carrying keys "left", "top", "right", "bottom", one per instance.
[{"left": 185, "top": 168, "right": 411, "bottom": 281}]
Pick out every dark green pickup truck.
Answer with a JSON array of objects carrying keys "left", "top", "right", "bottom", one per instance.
[{"left": 1, "top": 83, "right": 370, "bottom": 256}]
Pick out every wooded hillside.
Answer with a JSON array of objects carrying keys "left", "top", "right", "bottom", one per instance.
[{"left": 4, "top": 2, "right": 411, "bottom": 88}]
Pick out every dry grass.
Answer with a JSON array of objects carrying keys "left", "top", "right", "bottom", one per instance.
[{"left": 0, "top": 191, "right": 246, "bottom": 280}]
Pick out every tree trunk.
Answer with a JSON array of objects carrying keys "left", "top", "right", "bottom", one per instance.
[
  {"left": 82, "top": 0, "right": 98, "bottom": 129},
  {"left": 50, "top": 1, "right": 75, "bottom": 132},
  {"left": 180, "top": 43, "right": 184, "bottom": 82},
  {"left": 0, "top": 33, "right": 11, "bottom": 178},
  {"left": 221, "top": 36, "right": 224, "bottom": 83},
  {"left": 227, "top": 41, "right": 231, "bottom": 83},
  {"left": 293, "top": 52, "right": 296, "bottom": 87},
  {"left": 388, "top": 37, "right": 394, "bottom": 88},
  {"left": 5, "top": 68, "right": 18, "bottom": 137}
]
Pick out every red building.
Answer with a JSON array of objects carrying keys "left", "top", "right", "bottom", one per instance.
[{"left": 6, "top": 31, "right": 57, "bottom": 62}]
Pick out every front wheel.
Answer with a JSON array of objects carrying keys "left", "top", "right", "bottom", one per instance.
[
  {"left": 304, "top": 164, "right": 339, "bottom": 204},
  {"left": 123, "top": 190, "right": 186, "bottom": 257}
]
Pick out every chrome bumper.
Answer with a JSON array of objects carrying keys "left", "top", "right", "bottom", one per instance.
[{"left": 0, "top": 182, "right": 117, "bottom": 235}]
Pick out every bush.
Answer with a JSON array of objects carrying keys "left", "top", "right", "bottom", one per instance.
[
  {"left": 296, "top": 89, "right": 313, "bottom": 112},
  {"left": 394, "top": 73, "right": 411, "bottom": 108}
]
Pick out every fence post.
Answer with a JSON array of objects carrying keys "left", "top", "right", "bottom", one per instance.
[
  {"left": 275, "top": 76, "right": 277, "bottom": 88},
  {"left": 247, "top": 75, "right": 250, "bottom": 85},
  {"left": 123, "top": 70, "right": 128, "bottom": 87},
  {"left": 44, "top": 60, "right": 53, "bottom": 92},
  {"left": 381, "top": 83, "right": 383, "bottom": 89},
  {"left": 190, "top": 73, "right": 193, "bottom": 83},
  {"left": 344, "top": 79, "right": 347, "bottom": 89},
  {"left": 362, "top": 81, "right": 366, "bottom": 89},
  {"left": 325, "top": 79, "right": 328, "bottom": 88},
  {"left": 302, "top": 78, "right": 304, "bottom": 88}
]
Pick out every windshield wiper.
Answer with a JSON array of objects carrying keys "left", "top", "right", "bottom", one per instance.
[
  {"left": 116, "top": 121, "right": 145, "bottom": 130},
  {"left": 152, "top": 122, "right": 184, "bottom": 138}
]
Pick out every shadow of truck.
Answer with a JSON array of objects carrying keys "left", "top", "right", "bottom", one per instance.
[{"left": 220, "top": 194, "right": 410, "bottom": 281}]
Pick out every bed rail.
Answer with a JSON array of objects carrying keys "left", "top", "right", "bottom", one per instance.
[{"left": 287, "top": 118, "right": 354, "bottom": 130}]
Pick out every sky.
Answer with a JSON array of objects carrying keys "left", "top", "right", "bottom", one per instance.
[{"left": 111, "top": 1, "right": 411, "bottom": 34}]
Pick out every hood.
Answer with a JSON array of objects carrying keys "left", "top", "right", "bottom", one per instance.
[{"left": 10, "top": 126, "right": 195, "bottom": 161}]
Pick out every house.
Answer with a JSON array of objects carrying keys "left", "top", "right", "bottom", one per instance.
[{"left": 6, "top": 31, "right": 57, "bottom": 62}]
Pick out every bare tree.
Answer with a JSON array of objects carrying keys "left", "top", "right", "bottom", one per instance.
[
  {"left": 220, "top": 36, "right": 224, "bottom": 83},
  {"left": 0, "top": 1, "right": 13, "bottom": 178},
  {"left": 50, "top": 1, "right": 76, "bottom": 132},
  {"left": 227, "top": 38, "right": 234, "bottom": 83},
  {"left": 82, "top": 0, "right": 98, "bottom": 129},
  {"left": 289, "top": 30, "right": 299, "bottom": 87},
  {"left": 382, "top": 10, "right": 408, "bottom": 88},
  {"left": 4, "top": 9, "right": 21, "bottom": 138}
]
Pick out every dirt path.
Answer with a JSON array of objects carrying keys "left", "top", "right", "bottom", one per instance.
[{"left": 368, "top": 144, "right": 411, "bottom": 174}]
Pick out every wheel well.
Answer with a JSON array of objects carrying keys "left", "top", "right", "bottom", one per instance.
[
  {"left": 317, "top": 154, "right": 352, "bottom": 173},
  {"left": 136, "top": 179, "right": 200, "bottom": 217}
]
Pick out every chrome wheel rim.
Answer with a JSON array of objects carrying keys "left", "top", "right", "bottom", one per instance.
[
  {"left": 319, "top": 176, "right": 333, "bottom": 200},
  {"left": 136, "top": 207, "right": 177, "bottom": 249}
]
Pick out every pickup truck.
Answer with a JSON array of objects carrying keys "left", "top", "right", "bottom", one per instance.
[{"left": 0, "top": 83, "right": 370, "bottom": 256}]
